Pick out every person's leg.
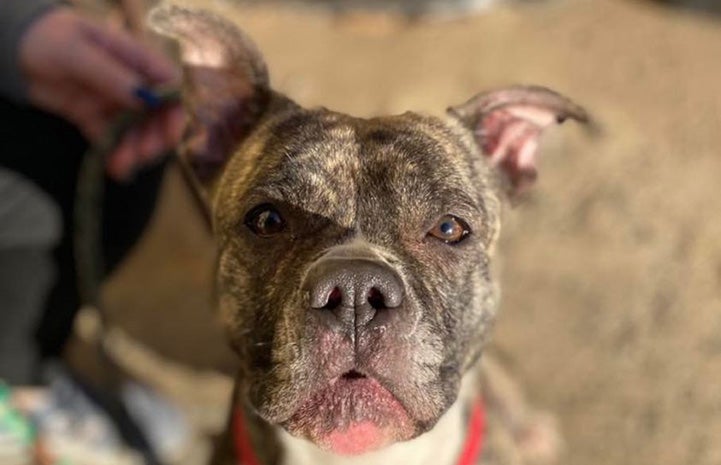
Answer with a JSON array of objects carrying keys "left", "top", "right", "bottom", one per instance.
[
  {"left": 0, "top": 97, "right": 168, "bottom": 362},
  {"left": 0, "top": 169, "right": 61, "bottom": 384}
]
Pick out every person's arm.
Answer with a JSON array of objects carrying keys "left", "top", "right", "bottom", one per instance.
[{"left": 0, "top": 0, "right": 61, "bottom": 102}]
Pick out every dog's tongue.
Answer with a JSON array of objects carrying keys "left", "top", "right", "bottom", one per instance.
[
  {"left": 289, "top": 376, "right": 414, "bottom": 455},
  {"left": 325, "top": 421, "right": 389, "bottom": 455}
]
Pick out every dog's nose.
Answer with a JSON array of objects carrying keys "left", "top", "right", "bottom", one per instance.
[{"left": 305, "top": 256, "right": 404, "bottom": 329}]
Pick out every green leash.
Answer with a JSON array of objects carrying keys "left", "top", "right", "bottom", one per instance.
[
  {"left": 72, "top": 87, "right": 181, "bottom": 465},
  {"left": 74, "top": 87, "right": 181, "bottom": 312}
]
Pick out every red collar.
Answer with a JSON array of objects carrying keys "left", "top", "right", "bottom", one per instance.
[{"left": 233, "top": 399, "right": 486, "bottom": 465}]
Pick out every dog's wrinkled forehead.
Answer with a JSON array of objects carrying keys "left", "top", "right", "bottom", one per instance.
[
  {"left": 151, "top": 4, "right": 589, "bottom": 232},
  {"left": 230, "top": 108, "right": 488, "bottom": 232}
]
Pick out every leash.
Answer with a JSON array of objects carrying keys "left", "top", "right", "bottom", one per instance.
[
  {"left": 73, "top": 86, "right": 209, "bottom": 465},
  {"left": 74, "top": 86, "right": 182, "bottom": 313},
  {"left": 232, "top": 399, "right": 486, "bottom": 465},
  {"left": 75, "top": 84, "right": 212, "bottom": 324}
]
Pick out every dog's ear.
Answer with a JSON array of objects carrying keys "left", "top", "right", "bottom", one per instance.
[
  {"left": 448, "top": 86, "right": 589, "bottom": 196},
  {"left": 149, "top": 5, "right": 277, "bottom": 184}
]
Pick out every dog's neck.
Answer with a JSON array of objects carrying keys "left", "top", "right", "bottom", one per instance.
[{"left": 276, "top": 372, "right": 480, "bottom": 465}]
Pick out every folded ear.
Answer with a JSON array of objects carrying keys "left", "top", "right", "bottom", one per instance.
[
  {"left": 149, "top": 5, "right": 274, "bottom": 185},
  {"left": 448, "top": 86, "right": 589, "bottom": 196}
]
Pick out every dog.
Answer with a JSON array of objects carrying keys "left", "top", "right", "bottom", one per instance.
[{"left": 149, "top": 5, "right": 588, "bottom": 465}]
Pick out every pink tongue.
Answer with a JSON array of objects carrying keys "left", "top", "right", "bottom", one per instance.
[{"left": 325, "top": 421, "right": 388, "bottom": 455}]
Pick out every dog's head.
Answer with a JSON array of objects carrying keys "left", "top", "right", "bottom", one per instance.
[{"left": 151, "top": 5, "right": 587, "bottom": 456}]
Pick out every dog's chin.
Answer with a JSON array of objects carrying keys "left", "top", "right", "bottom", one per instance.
[{"left": 283, "top": 373, "right": 416, "bottom": 455}]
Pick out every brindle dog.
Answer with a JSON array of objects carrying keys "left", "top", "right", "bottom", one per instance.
[{"left": 150, "top": 5, "right": 588, "bottom": 465}]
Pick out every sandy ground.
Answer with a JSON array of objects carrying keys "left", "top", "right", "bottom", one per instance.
[{"left": 102, "top": 1, "right": 721, "bottom": 464}]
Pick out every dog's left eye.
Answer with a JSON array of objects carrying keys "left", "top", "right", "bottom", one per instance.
[
  {"left": 428, "top": 215, "right": 471, "bottom": 244},
  {"left": 244, "top": 204, "right": 286, "bottom": 237}
]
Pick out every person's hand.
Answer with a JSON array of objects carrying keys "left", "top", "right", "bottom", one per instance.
[{"left": 18, "top": 7, "right": 185, "bottom": 181}]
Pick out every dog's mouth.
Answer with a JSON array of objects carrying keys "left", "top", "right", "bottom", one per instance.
[
  {"left": 340, "top": 369, "right": 367, "bottom": 380},
  {"left": 284, "top": 369, "right": 415, "bottom": 455}
]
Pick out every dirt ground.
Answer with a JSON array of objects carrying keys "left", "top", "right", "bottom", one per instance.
[{"left": 102, "top": 1, "right": 721, "bottom": 464}]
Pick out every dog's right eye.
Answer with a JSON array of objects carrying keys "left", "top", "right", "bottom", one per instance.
[{"left": 244, "top": 204, "right": 286, "bottom": 237}]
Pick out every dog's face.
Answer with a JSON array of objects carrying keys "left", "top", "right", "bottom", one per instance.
[
  {"left": 215, "top": 109, "right": 502, "bottom": 453},
  {"left": 152, "top": 5, "right": 587, "bottom": 456}
]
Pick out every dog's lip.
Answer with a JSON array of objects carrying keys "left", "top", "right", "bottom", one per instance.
[
  {"left": 330, "top": 369, "right": 408, "bottom": 407},
  {"left": 284, "top": 370, "right": 416, "bottom": 453},
  {"left": 276, "top": 366, "right": 413, "bottom": 427},
  {"left": 290, "top": 368, "right": 409, "bottom": 417}
]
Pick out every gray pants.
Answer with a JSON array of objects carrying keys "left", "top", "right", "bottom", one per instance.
[{"left": 0, "top": 168, "right": 61, "bottom": 384}]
